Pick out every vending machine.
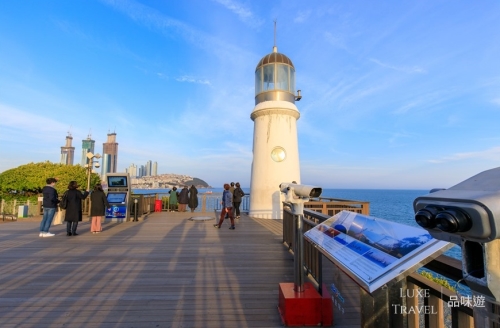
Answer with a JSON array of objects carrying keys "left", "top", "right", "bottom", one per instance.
[{"left": 105, "top": 173, "right": 130, "bottom": 222}]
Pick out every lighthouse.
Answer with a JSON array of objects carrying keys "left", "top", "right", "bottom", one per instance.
[{"left": 249, "top": 43, "right": 302, "bottom": 219}]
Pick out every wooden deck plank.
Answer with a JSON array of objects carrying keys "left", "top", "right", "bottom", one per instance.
[{"left": 0, "top": 212, "right": 361, "bottom": 327}]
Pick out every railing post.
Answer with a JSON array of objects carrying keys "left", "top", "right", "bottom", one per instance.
[
  {"left": 455, "top": 309, "right": 474, "bottom": 328},
  {"left": 427, "top": 294, "right": 444, "bottom": 328},
  {"left": 406, "top": 281, "right": 419, "bottom": 328},
  {"left": 202, "top": 195, "right": 206, "bottom": 212},
  {"left": 360, "top": 279, "right": 406, "bottom": 328},
  {"left": 37, "top": 195, "right": 42, "bottom": 215}
]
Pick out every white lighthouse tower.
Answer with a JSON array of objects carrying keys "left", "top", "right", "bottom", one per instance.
[{"left": 249, "top": 42, "right": 302, "bottom": 219}]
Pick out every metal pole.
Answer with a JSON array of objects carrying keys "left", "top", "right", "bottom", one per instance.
[
  {"left": 86, "top": 158, "right": 95, "bottom": 192},
  {"left": 133, "top": 199, "right": 138, "bottom": 221},
  {"left": 294, "top": 212, "right": 305, "bottom": 292},
  {"left": 86, "top": 164, "right": 91, "bottom": 191}
]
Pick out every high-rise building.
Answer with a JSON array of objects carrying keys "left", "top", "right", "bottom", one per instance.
[
  {"left": 145, "top": 160, "right": 152, "bottom": 176},
  {"left": 152, "top": 161, "right": 158, "bottom": 176},
  {"left": 138, "top": 165, "right": 145, "bottom": 177},
  {"left": 81, "top": 134, "right": 95, "bottom": 166},
  {"left": 101, "top": 132, "right": 118, "bottom": 179},
  {"left": 128, "top": 163, "right": 137, "bottom": 178},
  {"left": 60, "top": 133, "right": 75, "bottom": 165}
]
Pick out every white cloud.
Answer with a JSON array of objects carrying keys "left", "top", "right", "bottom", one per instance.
[
  {"left": 294, "top": 10, "right": 312, "bottom": 23},
  {"left": 102, "top": 0, "right": 251, "bottom": 61},
  {"left": 492, "top": 98, "right": 500, "bottom": 106},
  {"left": 324, "top": 31, "right": 350, "bottom": 52},
  {"left": 370, "top": 58, "right": 426, "bottom": 74},
  {"left": 213, "top": 0, "right": 263, "bottom": 28},
  {"left": 176, "top": 75, "right": 211, "bottom": 85},
  {"left": 393, "top": 102, "right": 418, "bottom": 115},
  {"left": 427, "top": 147, "right": 500, "bottom": 164},
  {"left": 156, "top": 73, "right": 168, "bottom": 80},
  {"left": 0, "top": 104, "right": 68, "bottom": 135}
]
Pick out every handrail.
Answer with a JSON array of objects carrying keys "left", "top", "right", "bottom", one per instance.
[
  {"left": 154, "top": 193, "right": 250, "bottom": 213},
  {"left": 31, "top": 193, "right": 250, "bottom": 219},
  {"left": 283, "top": 205, "right": 474, "bottom": 327}
]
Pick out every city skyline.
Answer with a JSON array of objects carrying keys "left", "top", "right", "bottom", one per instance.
[
  {"left": 58, "top": 130, "right": 166, "bottom": 180},
  {"left": 1, "top": 1, "right": 500, "bottom": 189}
]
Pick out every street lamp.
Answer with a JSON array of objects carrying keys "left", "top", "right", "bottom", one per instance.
[{"left": 86, "top": 152, "right": 102, "bottom": 191}]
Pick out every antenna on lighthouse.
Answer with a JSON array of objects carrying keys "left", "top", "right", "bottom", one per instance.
[{"left": 273, "top": 19, "right": 277, "bottom": 53}]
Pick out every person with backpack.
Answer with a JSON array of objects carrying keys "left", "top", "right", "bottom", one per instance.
[
  {"left": 233, "top": 182, "right": 245, "bottom": 219},
  {"left": 63, "top": 181, "right": 89, "bottom": 236},
  {"left": 40, "top": 177, "right": 59, "bottom": 237}
]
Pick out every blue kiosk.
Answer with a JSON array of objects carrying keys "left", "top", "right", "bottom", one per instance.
[{"left": 105, "top": 173, "right": 130, "bottom": 222}]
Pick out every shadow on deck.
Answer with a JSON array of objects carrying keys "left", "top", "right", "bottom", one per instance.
[{"left": 0, "top": 211, "right": 361, "bottom": 327}]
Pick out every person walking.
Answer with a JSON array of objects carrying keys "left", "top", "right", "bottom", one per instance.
[
  {"left": 64, "top": 181, "right": 89, "bottom": 236},
  {"left": 168, "top": 187, "right": 178, "bottom": 211},
  {"left": 178, "top": 186, "right": 189, "bottom": 212},
  {"left": 233, "top": 182, "right": 245, "bottom": 219},
  {"left": 188, "top": 185, "right": 198, "bottom": 213},
  {"left": 40, "top": 177, "right": 59, "bottom": 237},
  {"left": 214, "top": 183, "right": 235, "bottom": 230},
  {"left": 90, "top": 184, "right": 109, "bottom": 233}
]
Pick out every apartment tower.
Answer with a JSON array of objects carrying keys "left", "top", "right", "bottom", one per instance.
[
  {"left": 101, "top": 132, "right": 118, "bottom": 179},
  {"left": 60, "top": 133, "right": 75, "bottom": 165},
  {"left": 81, "top": 134, "right": 95, "bottom": 166}
]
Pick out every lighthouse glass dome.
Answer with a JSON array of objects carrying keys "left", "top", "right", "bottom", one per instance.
[{"left": 254, "top": 50, "right": 296, "bottom": 104}]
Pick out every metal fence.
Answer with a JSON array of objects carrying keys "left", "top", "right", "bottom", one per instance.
[{"left": 154, "top": 193, "right": 250, "bottom": 213}]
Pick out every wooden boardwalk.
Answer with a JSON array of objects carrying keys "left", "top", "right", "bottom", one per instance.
[{"left": 0, "top": 212, "right": 360, "bottom": 328}]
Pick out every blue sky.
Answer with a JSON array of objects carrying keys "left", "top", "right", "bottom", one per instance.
[{"left": 1, "top": 0, "right": 499, "bottom": 189}]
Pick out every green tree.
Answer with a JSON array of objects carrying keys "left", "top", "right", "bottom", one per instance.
[{"left": 0, "top": 161, "right": 100, "bottom": 198}]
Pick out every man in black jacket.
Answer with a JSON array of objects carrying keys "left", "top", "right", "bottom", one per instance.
[{"left": 40, "top": 177, "right": 59, "bottom": 237}]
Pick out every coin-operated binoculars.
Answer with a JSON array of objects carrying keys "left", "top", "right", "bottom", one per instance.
[
  {"left": 280, "top": 182, "right": 322, "bottom": 291},
  {"left": 278, "top": 183, "right": 324, "bottom": 326},
  {"left": 413, "top": 167, "right": 500, "bottom": 326}
]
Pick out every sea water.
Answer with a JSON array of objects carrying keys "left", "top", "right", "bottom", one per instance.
[{"left": 133, "top": 188, "right": 461, "bottom": 260}]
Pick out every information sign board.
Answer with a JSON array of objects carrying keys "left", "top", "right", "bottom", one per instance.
[{"left": 303, "top": 210, "right": 452, "bottom": 293}]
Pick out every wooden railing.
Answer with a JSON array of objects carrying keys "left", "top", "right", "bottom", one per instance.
[
  {"left": 306, "top": 197, "right": 370, "bottom": 216},
  {"left": 283, "top": 204, "right": 474, "bottom": 328},
  {"left": 1, "top": 199, "right": 40, "bottom": 217}
]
